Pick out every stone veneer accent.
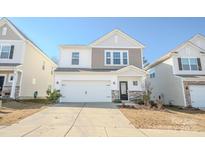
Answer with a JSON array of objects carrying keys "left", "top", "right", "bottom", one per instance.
[
  {"left": 128, "top": 91, "right": 143, "bottom": 101},
  {"left": 112, "top": 90, "right": 120, "bottom": 101},
  {"left": 183, "top": 81, "right": 205, "bottom": 107},
  {"left": 112, "top": 90, "right": 144, "bottom": 102}
]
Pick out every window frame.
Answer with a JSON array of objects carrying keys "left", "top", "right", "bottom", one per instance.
[
  {"left": 149, "top": 69, "right": 156, "bottom": 79},
  {"left": 104, "top": 50, "right": 129, "bottom": 66},
  {"left": 8, "top": 74, "right": 14, "bottom": 83},
  {"left": 181, "top": 57, "right": 199, "bottom": 71},
  {"left": 2, "top": 27, "right": 7, "bottom": 36},
  {"left": 105, "top": 52, "right": 111, "bottom": 64},
  {"left": 133, "top": 81, "right": 138, "bottom": 86},
  {"left": 71, "top": 52, "right": 80, "bottom": 65},
  {"left": 0, "top": 44, "right": 11, "bottom": 59}
]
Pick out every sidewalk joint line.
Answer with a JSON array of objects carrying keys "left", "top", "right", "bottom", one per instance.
[
  {"left": 64, "top": 103, "right": 86, "bottom": 137},
  {"left": 138, "top": 129, "right": 149, "bottom": 137},
  {"left": 104, "top": 127, "right": 108, "bottom": 137},
  {"left": 21, "top": 125, "right": 42, "bottom": 137}
]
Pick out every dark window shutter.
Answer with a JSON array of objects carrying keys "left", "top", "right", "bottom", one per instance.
[
  {"left": 9, "top": 45, "right": 14, "bottom": 59},
  {"left": 178, "top": 58, "right": 182, "bottom": 70},
  {"left": 197, "top": 58, "right": 202, "bottom": 71}
]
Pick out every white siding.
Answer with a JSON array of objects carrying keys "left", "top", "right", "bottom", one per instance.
[
  {"left": 0, "top": 40, "right": 25, "bottom": 64},
  {"left": 173, "top": 43, "right": 205, "bottom": 75},
  {"left": 55, "top": 72, "right": 145, "bottom": 92},
  {"left": 93, "top": 33, "right": 140, "bottom": 48},
  {"left": 58, "top": 47, "right": 91, "bottom": 68},
  {"left": 55, "top": 73, "right": 118, "bottom": 91},
  {"left": 190, "top": 35, "right": 205, "bottom": 50},
  {"left": 148, "top": 58, "right": 186, "bottom": 106},
  {"left": 118, "top": 76, "right": 144, "bottom": 91}
]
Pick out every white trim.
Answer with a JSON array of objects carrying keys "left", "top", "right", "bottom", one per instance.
[
  {"left": 0, "top": 44, "right": 12, "bottom": 59},
  {"left": 71, "top": 52, "right": 80, "bottom": 65},
  {"left": 141, "top": 48, "right": 144, "bottom": 68},
  {"left": 2, "top": 27, "right": 7, "bottom": 36},
  {"left": 18, "top": 70, "right": 23, "bottom": 97},
  {"left": 90, "top": 46, "right": 143, "bottom": 49},
  {"left": 0, "top": 40, "right": 23, "bottom": 43},
  {"left": 104, "top": 50, "right": 129, "bottom": 66},
  {"left": 8, "top": 73, "right": 14, "bottom": 83},
  {"left": 177, "top": 76, "right": 187, "bottom": 107},
  {"left": 90, "top": 29, "right": 145, "bottom": 48},
  {"left": 180, "top": 57, "right": 199, "bottom": 71}
]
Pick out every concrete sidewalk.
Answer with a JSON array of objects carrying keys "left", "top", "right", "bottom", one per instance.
[{"left": 0, "top": 103, "right": 205, "bottom": 137}]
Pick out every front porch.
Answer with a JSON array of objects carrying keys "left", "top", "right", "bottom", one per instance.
[
  {"left": 111, "top": 65, "right": 146, "bottom": 102},
  {"left": 0, "top": 65, "right": 22, "bottom": 99}
]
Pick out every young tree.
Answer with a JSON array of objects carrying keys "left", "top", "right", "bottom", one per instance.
[
  {"left": 142, "top": 80, "right": 152, "bottom": 106},
  {"left": 143, "top": 56, "right": 150, "bottom": 68}
]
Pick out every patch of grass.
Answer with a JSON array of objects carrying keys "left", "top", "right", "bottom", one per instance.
[{"left": 16, "top": 99, "right": 52, "bottom": 104}]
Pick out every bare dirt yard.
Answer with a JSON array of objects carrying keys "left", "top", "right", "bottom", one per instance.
[
  {"left": 0, "top": 100, "right": 48, "bottom": 125},
  {"left": 120, "top": 106, "right": 205, "bottom": 132}
]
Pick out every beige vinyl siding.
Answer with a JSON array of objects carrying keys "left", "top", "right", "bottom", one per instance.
[
  {"left": 0, "top": 23, "right": 21, "bottom": 40},
  {"left": 19, "top": 42, "right": 55, "bottom": 98},
  {"left": 149, "top": 58, "right": 185, "bottom": 106},
  {"left": 92, "top": 48, "right": 142, "bottom": 69}
]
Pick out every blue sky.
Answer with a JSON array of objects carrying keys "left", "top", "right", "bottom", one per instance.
[{"left": 8, "top": 17, "right": 205, "bottom": 63}]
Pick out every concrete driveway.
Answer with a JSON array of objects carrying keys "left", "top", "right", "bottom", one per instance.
[
  {"left": 0, "top": 103, "right": 142, "bottom": 137},
  {"left": 0, "top": 103, "right": 205, "bottom": 137}
]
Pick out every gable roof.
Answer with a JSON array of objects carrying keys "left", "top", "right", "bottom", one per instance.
[
  {"left": 145, "top": 34, "right": 205, "bottom": 70},
  {"left": 0, "top": 17, "right": 57, "bottom": 66},
  {"left": 117, "top": 65, "right": 147, "bottom": 75},
  {"left": 90, "top": 29, "right": 145, "bottom": 48}
]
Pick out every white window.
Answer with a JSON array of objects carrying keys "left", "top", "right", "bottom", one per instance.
[
  {"left": 72, "top": 52, "right": 79, "bottom": 65},
  {"left": 0, "top": 45, "right": 11, "bottom": 59},
  {"left": 8, "top": 74, "right": 14, "bottom": 83},
  {"left": 149, "top": 69, "right": 156, "bottom": 78},
  {"left": 2, "top": 27, "right": 7, "bottom": 36},
  {"left": 106, "top": 52, "right": 111, "bottom": 64},
  {"left": 133, "top": 81, "right": 138, "bottom": 86},
  {"left": 181, "top": 58, "right": 199, "bottom": 71},
  {"left": 150, "top": 72, "right": 155, "bottom": 78},
  {"left": 113, "top": 52, "right": 121, "bottom": 64},
  {"left": 104, "top": 50, "right": 128, "bottom": 65},
  {"left": 123, "top": 52, "right": 128, "bottom": 65}
]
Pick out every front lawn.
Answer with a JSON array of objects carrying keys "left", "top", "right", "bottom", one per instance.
[
  {"left": 120, "top": 106, "right": 205, "bottom": 132},
  {"left": 0, "top": 100, "right": 49, "bottom": 125}
]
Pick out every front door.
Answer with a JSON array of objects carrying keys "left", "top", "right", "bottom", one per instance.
[
  {"left": 0, "top": 76, "right": 5, "bottom": 96},
  {"left": 120, "top": 81, "right": 128, "bottom": 100}
]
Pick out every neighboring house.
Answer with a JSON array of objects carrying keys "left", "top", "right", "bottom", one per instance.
[
  {"left": 146, "top": 34, "right": 205, "bottom": 108},
  {"left": 0, "top": 18, "right": 57, "bottom": 99},
  {"left": 55, "top": 29, "right": 146, "bottom": 103}
]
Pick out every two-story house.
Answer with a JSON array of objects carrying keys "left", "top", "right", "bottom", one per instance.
[
  {"left": 0, "top": 18, "right": 57, "bottom": 99},
  {"left": 55, "top": 29, "right": 146, "bottom": 103},
  {"left": 146, "top": 34, "right": 205, "bottom": 108}
]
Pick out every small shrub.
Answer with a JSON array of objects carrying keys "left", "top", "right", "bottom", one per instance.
[
  {"left": 47, "top": 89, "right": 62, "bottom": 103},
  {"left": 134, "top": 98, "right": 144, "bottom": 105},
  {"left": 113, "top": 99, "right": 122, "bottom": 103}
]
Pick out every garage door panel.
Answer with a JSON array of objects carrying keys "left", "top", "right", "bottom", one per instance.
[
  {"left": 60, "top": 80, "right": 111, "bottom": 103},
  {"left": 190, "top": 85, "right": 205, "bottom": 108}
]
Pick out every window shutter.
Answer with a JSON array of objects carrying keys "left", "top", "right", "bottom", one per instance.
[
  {"left": 9, "top": 45, "right": 14, "bottom": 59},
  {"left": 197, "top": 58, "right": 202, "bottom": 71},
  {"left": 178, "top": 58, "right": 182, "bottom": 70}
]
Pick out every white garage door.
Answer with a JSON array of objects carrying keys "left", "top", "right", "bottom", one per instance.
[
  {"left": 60, "top": 80, "right": 111, "bottom": 103},
  {"left": 190, "top": 85, "right": 205, "bottom": 108}
]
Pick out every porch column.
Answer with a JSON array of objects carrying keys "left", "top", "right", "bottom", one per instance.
[{"left": 10, "top": 71, "right": 18, "bottom": 99}]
